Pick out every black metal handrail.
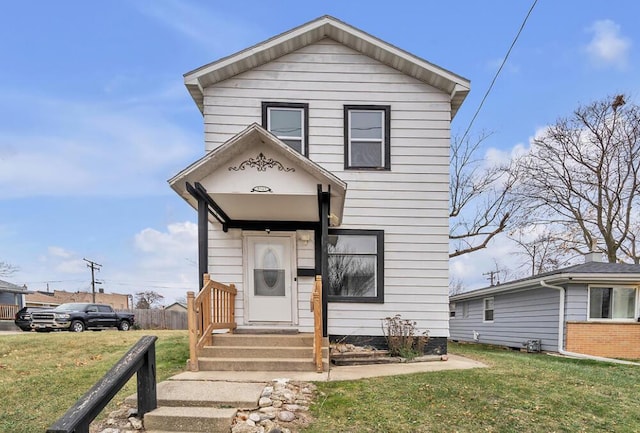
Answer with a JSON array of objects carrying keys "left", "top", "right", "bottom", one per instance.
[{"left": 46, "top": 335, "right": 158, "bottom": 433}]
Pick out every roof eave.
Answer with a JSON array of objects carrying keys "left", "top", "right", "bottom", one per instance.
[
  {"left": 450, "top": 271, "right": 640, "bottom": 301},
  {"left": 184, "top": 15, "right": 470, "bottom": 115}
]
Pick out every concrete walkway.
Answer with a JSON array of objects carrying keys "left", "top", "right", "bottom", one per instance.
[{"left": 169, "top": 354, "right": 486, "bottom": 383}]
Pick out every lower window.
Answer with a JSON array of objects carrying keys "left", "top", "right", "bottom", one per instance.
[
  {"left": 483, "top": 297, "right": 494, "bottom": 322},
  {"left": 589, "top": 286, "right": 637, "bottom": 320},
  {"left": 327, "top": 229, "right": 384, "bottom": 303}
]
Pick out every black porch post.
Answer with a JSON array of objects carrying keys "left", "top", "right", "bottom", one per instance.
[
  {"left": 320, "top": 189, "right": 330, "bottom": 337},
  {"left": 197, "top": 196, "right": 208, "bottom": 291}
]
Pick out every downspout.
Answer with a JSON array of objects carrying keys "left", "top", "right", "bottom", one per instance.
[{"left": 540, "top": 279, "right": 640, "bottom": 366}]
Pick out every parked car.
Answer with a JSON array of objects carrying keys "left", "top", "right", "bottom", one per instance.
[
  {"left": 30, "top": 303, "right": 135, "bottom": 332},
  {"left": 14, "top": 307, "right": 47, "bottom": 331}
]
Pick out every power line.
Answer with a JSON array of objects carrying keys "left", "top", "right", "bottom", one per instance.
[{"left": 459, "top": 0, "right": 538, "bottom": 145}]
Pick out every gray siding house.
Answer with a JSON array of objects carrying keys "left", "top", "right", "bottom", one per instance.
[
  {"left": 0, "top": 279, "right": 27, "bottom": 330},
  {"left": 450, "top": 257, "right": 640, "bottom": 359}
]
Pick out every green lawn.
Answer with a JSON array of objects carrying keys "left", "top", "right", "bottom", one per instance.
[
  {"left": 304, "top": 343, "right": 640, "bottom": 433},
  {"left": 2, "top": 332, "right": 639, "bottom": 433},
  {"left": 0, "top": 330, "right": 188, "bottom": 433}
]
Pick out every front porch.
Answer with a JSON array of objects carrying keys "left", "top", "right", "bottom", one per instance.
[
  {"left": 170, "top": 124, "right": 347, "bottom": 369},
  {"left": 186, "top": 274, "right": 328, "bottom": 373}
]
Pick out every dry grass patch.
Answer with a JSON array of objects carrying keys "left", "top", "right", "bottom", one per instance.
[
  {"left": 304, "top": 342, "right": 640, "bottom": 432},
  {"left": 0, "top": 330, "right": 188, "bottom": 433}
]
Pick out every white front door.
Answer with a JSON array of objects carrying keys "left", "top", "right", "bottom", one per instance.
[{"left": 246, "top": 235, "right": 295, "bottom": 323}]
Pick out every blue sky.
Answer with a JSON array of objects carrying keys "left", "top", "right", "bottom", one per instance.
[{"left": 1, "top": 1, "right": 639, "bottom": 301}]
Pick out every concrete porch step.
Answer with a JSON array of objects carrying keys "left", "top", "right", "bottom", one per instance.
[
  {"left": 143, "top": 406, "right": 236, "bottom": 433},
  {"left": 210, "top": 333, "right": 319, "bottom": 347},
  {"left": 200, "top": 345, "right": 329, "bottom": 359},
  {"left": 198, "top": 357, "right": 328, "bottom": 372},
  {"left": 127, "top": 380, "right": 263, "bottom": 409}
]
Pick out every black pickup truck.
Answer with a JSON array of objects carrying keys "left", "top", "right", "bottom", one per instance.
[{"left": 30, "top": 303, "right": 135, "bottom": 332}]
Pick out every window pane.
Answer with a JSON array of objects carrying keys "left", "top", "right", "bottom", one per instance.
[
  {"left": 351, "top": 111, "right": 383, "bottom": 139},
  {"left": 328, "top": 255, "right": 376, "bottom": 297},
  {"left": 613, "top": 287, "right": 636, "bottom": 319},
  {"left": 328, "top": 234, "right": 377, "bottom": 254},
  {"left": 269, "top": 109, "right": 302, "bottom": 138},
  {"left": 590, "top": 288, "right": 611, "bottom": 319},
  {"left": 281, "top": 139, "right": 302, "bottom": 153},
  {"left": 351, "top": 141, "right": 383, "bottom": 167}
]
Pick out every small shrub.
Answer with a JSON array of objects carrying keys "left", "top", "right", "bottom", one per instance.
[{"left": 382, "top": 314, "right": 429, "bottom": 360}]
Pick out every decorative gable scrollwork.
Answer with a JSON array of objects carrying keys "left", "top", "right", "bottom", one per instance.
[{"left": 228, "top": 152, "right": 295, "bottom": 172}]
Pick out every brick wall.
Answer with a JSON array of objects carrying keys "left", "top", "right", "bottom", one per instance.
[{"left": 566, "top": 321, "right": 640, "bottom": 359}]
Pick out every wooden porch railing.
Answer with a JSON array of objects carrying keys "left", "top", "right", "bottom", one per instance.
[
  {"left": 187, "top": 274, "right": 237, "bottom": 371},
  {"left": 312, "top": 275, "right": 323, "bottom": 373},
  {"left": 0, "top": 303, "right": 19, "bottom": 320}
]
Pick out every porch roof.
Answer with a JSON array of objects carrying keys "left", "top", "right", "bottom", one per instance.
[
  {"left": 169, "top": 123, "right": 347, "bottom": 227},
  {"left": 183, "top": 15, "right": 470, "bottom": 118}
]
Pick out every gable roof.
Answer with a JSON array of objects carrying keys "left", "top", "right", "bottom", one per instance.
[
  {"left": 184, "top": 15, "right": 470, "bottom": 118},
  {"left": 169, "top": 123, "right": 347, "bottom": 225},
  {"left": 0, "top": 279, "right": 27, "bottom": 293},
  {"left": 450, "top": 262, "right": 640, "bottom": 301}
]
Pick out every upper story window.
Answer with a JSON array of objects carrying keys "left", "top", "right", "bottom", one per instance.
[
  {"left": 344, "top": 105, "right": 390, "bottom": 170},
  {"left": 589, "top": 286, "right": 637, "bottom": 320},
  {"left": 327, "top": 229, "right": 384, "bottom": 303},
  {"left": 483, "top": 297, "right": 494, "bottom": 322},
  {"left": 262, "top": 102, "right": 309, "bottom": 156}
]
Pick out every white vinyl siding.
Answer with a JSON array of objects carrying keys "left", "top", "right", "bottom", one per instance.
[{"left": 202, "top": 39, "right": 451, "bottom": 338}]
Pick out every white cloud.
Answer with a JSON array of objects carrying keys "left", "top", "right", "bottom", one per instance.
[
  {"left": 0, "top": 93, "right": 199, "bottom": 199},
  {"left": 135, "top": 222, "right": 198, "bottom": 255},
  {"left": 48, "top": 246, "right": 73, "bottom": 259},
  {"left": 585, "top": 19, "right": 631, "bottom": 69},
  {"left": 110, "top": 221, "right": 200, "bottom": 300},
  {"left": 39, "top": 247, "right": 87, "bottom": 275},
  {"left": 12, "top": 222, "right": 198, "bottom": 302},
  {"left": 135, "top": 0, "right": 262, "bottom": 55}
]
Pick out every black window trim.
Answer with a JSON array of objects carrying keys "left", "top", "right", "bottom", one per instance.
[
  {"left": 343, "top": 104, "right": 391, "bottom": 170},
  {"left": 262, "top": 101, "right": 309, "bottom": 157},
  {"left": 327, "top": 228, "right": 385, "bottom": 304}
]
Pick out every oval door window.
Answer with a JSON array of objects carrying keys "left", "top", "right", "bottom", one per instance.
[
  {"left": 254, "top": 246, "right": 285, "bottom": 296},
  {"left": 263, "top": 248, "right": 279, "bottom": 288}
]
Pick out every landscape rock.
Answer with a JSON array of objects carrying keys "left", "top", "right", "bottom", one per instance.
[
  {"left": 277, "top": 411, "right": 296, "bottom": 422},
  {"left": 233, "top": 380, "right": 315, "bottom": 433}
]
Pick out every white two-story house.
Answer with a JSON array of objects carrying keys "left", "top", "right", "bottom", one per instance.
[{"left": 170, "top": 15, "right": 469, "bottom": 356}]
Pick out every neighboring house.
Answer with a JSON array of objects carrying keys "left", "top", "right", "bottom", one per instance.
[
  {"left": 25, "top": 289, "right": 131, "bottom": 310},
  {"left": 164, "top": 302, "right": 188, "bottom": 312},
  {"left": 24, "top": 291, "right": 60, "bottom": 308},
  {"left": 450, "top": 254, "right": 640, "bottom": 359},
  {"left": 170, "top": 15, "right": 470, "bottom": 354},
  {"left": 0, "top": 279, "right": 28, "bottom": 329}
]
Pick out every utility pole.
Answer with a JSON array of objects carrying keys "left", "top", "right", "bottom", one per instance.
[
  {"left": 483, "top": 270, "right": 499, "bottom": 286},
  {"left": 83, "top": 258, "right": 102, "bottom": 303}
]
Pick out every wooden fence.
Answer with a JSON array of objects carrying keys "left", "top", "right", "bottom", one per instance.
[{"left": 120, "top": 309, "right": 187, "bottom": 330}]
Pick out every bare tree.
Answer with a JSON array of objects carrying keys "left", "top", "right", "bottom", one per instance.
[
  {"left": 509, "top": 227, "right": 577, "bottom": 276},
  {"left": 515, "top": 95, "right": 640, "bottom": 263},
  {"left": 135, "top": 290, "right": 165, "bottom": 309},
  {"left": 450, "top": 133, "right": 518, "bottom": 258},
  {"left": 0, "top": 261, "right": 18, "bottom": 278},
  {"left": 449, "top": 276, "right": 465, "bottom": 296}
]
